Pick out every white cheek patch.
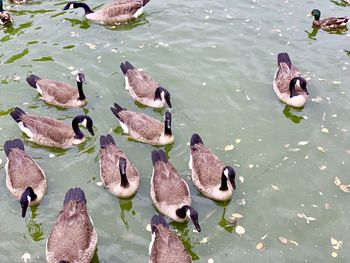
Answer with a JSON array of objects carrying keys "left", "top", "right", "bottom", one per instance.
[
  {"left": 27, "top": 195, "right": 31, "bottom": 203},
  {"left": 224, "top": 168, "right": 229, "bottom": 177},
  {"left": 186, "top": 209, "right": 191, "bottom": 219},
  {"left": 76, "top": 74, "right": 80, "bottom": 82},
  {"left": 69, "top": 3, "right": 74, "bottom": 9},
  {"left": 295, "top": 79, "right": 300, "bottom": 87},
  {"left": 160, "top": 91, "right": 165, "bottom": 101},
  {"left": 81, "top": 119, "right": 87, "bottom": 128}
]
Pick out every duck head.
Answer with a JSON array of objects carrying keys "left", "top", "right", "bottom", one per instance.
[{"left": 311, "top": 9, "right": 321, "bottom": 21}]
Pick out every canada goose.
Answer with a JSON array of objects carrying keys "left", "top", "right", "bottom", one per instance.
[
  {"left": 10, "top": 0, "right": 30, "bottom": 4},
  {"left": 149, "top": 215, "right": 192, "bottom": 263},
  {"left": 150, "top": 150, "right": 201, "bottom": 232},
  {"left": 26, "top": 73, "right": 87, "bottom": 108},
  {"left": 273, "top": 53, "right": 309, "bottom": 108},
  {"left": 10, "top": 107, "right": 94, "bottom": 148},
  {"left": 4, "top": 139, "right": 47, "bottom": 217},
  {"left": 63, "top": 0, "right": 150, "bottom": 25},
  {"left": 99, "top": 134, "right": 140, "bottom": 198},
  {"left": 120, "top": 61, "right": 172, "bottom": 109},
  {"left": 0, "top": 0, "right": 12, "bottom": 25},
  {"left": 46, "top": 188, "right": 98, "bottom": 263},
  {"left": 189, "top": 134, "right": 236, "bottom": 202},
  {"left": 110, "top": 103, "right": 174, "bottom": 146},
  {"left": 309, "top": 9, "right": 348, "bottom": 30}
]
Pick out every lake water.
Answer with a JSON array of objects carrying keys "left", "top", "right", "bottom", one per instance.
[{"left": 0, "top": 0, "right": 350, "bottom": 262}]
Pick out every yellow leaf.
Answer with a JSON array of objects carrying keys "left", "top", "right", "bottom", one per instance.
[
  {"left": 331, "top": 252, "right": 338, "bottom": 258},
  {"left": 321, "top": 128, "right": 329, "bottom": 134}
]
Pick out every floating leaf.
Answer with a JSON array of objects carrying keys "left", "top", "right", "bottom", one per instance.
[
  {"left": 297, "top": 141, "right": 309, "bottom": 146},
  {"left": 235, "top": 138, "right": 241, "bottom": 144},
  {"left": 271, "top": 184, "right": 279, "bottom": 191},
  {"left": 339, "top": 184, "right": 350, "bottom": 193},
  {"left": 21, "top": 253, "right": 31, "bottom": 263},
  {"left": 200, "top": 237, "right": 209, "bottom": 244},
  {"left": 325, "top": 203, "right": 331, "bottom": 210},
  {"left": 248, "top": 164, "right": 254, "bottom": 168},
  {"left": 146, "top": 224, "right": 151, "bottom": 232},
  {"left": 321, "top": 128, "right": 329, "bottom": 134},
  {"left": 317, "top": 146, "right": 327, "bottom": 153},
  {"left": 224, "top": 145, "right": 234, "bottom": 151},
  {"left": 235, "top": 225, "right": 245, "bottom": 235},
  {"left": 96, "top": 182, "right": 103, "bottom": 187},
  {"left": 334, "top": 177, "right": 341, "bottom": 186},
  {"left": 261, "top": 233, "right": 269, "bottom": 240},
  {"left": 231, "top": 213, "right": 244, "bottom": 219},
  {"left": 239, "top": 176, "right": 244, "bottom": 183},
  {"left": 319, "top": 166, "right": 327, "bottom": 171},
  {"left": 288, "top": 148, "right": 300, "bottom": 152},
  {"left": 279, "top": 237, "right": 288, "bottom": 244},
  {"left": 289, "top": 240, "right": 299, "bottom": 246},
  {"left": 208, "top": 259, "right": 214, "bottom": 263},
  {"left": 331, "top": 238, "right": 338, "bottom": 246},
  {"left": 256, "top": 242, "right": 264, "bottom": 251}
]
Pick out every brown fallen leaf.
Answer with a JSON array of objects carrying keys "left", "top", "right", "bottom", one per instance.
[{"left": 339, "top": 184, "right": 350, "bottom": 193}]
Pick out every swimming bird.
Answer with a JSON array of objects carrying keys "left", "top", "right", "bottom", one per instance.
[
  {"left": 9, "top": 0, "right": 30, "bottom": 4},
  {"left": 149, "top": 215, "right": 192, "bottom": 263},
  {"left": 46, "top": 188, "right": 98, "bottom": 263},
  {"left": 273, "top": 53, "right": 309, "bottom": 107},
  {"left": 10, "top": 107, "right": 94, "bottom": 148},
  {"left": 63, "top": 0, "right": 150, "bottom": 25},
  {"left": 309, "top": 9, "right": 349, "bottom": 30},
  {"left": 26, "top": 73, "right": 87, "bottom": 108},
  {"left": 189, "top": 134, "right": 236, "bottom": 202},
  {"left": 151, "top": 150, "right": 201, "bottom": 232},
  {"left": 0, "top": 0, "right": 12, "bottom": 25},
  {"left": 120, "top": 61, "right": 172, "bottom": 109},
  {"left": 4, "top": 139, "right": 47, "bottom": 217},
  {"left": 110, "top": 103, "right": 174, "bottom": 146},
  {"left": 99, "top": 134, "right": 140, "bottom": 198}
]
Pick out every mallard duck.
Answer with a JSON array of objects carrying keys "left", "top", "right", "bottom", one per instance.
[
  {"left": 150, "top": 150, "right": 201, "bottom": 232},
  {"left": 189, "top": 134, "right": 236, "bottom": 202},
  {"left": 273, "top": 53, "right": 309, "bottom": 108},
  {"left": 46, "top": 188, "right": 98, "bottom": 263},
  {"left": 110, "top": 103, "right": 174, "bottom": 146},
  {"left": 26, "top": 73, "right": 87, "bottom": 108},
  {"left": 0, "top": 0, "right": 12, "bottom": 25},
  {"left": 310, "top": 9, "right": 349, "bottom": 30},
  {"left": 149, "top": 215, "right": 192, "bottom": 263},
  {"left": 10, "top": 107, "right": 94, "bottom": 148},
  {"left": 120, "top": 61, "right": 172, "bottom": 109},
  {"left": 4, "top": 139, "right": 47, "bottom": 217},
  {"left": 63, "top": 0, "right": 150, "bottom": 25},
  {"left": 99, "top": 134, "right": 140, "bottom": 198}
]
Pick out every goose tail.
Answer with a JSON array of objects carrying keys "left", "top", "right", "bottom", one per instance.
[
  {"left": 64, "top": 187, "right": 86, "bottom": 206},
  {"left": 151, "top": 215, "right": 168, "bottom": 233},
  {"left": 190, "top": 133, "right": 204, "bottom": 146},
  {"left": 26, "top": 74, "right": 41, "bottom": 89},
  {"left": 100, "top": 134, "right": 116, "bottom": 148},
  {"left": 10, "top": 107, "right": 26, "bottom": 123},
  {"left": 151, "top": 150, "right": 168, "bottom": 165},
  {"left": 110, "top": 103, "right": 125, "bottom": 119},
  {"left": 4, "top": 139, "right": 25, "bottom": 157},
  {"left": 277, "top": 53, "right": 292, "bottom": 68},
  {"left": 143, "top": 0, "right": 150, "bottom": 6}
]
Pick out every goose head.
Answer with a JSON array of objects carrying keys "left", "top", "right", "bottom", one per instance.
[
  {"left": 220, "top": 166, "right": 236, "bottom": 191},
  {"left": 155, "top": 87, "right": 172, "bottom": 108},
  {"left": 63, "top": 2, "right": 76, "bottom": 10},
  {"left": 20, "top": 187, "right": 37, "bottom": 217},
  {"left": 118, "top": 157, "right": 130, "bottom": 188},
  {"left": 72, "top": 115, "right": 94, "bottom": 140},
  {"left": 76, "top": 72, "right": 86, "bottom": 84},
  {"left": 164, "top": 111, "right": 172, "bottom": 136},
  {"left": 76, "top": 72, "right": 87, "bottom": 100},
  {"left": 289, "top": 77, "right": 308, "bottom": 98},
  {"left": 176, "top": 205, "right": 201, "bottom": 232}
]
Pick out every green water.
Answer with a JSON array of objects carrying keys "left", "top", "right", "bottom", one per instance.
[{"left": 1, "top": 0, "right": 350, "bottom": 262}]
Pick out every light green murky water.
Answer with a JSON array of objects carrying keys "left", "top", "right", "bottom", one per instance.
[{"left": 1, "top": 0, "right": 350, "bottom": 262}]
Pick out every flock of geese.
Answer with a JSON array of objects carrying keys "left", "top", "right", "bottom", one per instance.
[{"left": 1, "top": 0, "right": 349, "bottom": 262}]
